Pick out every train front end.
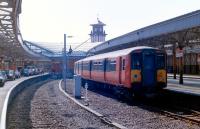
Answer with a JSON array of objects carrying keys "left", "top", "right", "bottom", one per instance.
[{"left": 131, "top": 49, "right": 167, "bottom": 94}]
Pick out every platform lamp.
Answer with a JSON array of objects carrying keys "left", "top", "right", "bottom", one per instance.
[{"left": 63, "top": 34, "right": 73, "bottom": 92}]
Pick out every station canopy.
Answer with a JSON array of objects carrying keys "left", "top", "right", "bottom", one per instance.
[
  {"left": 88, "top": 10, "right": 200, "bottom": 55},
  {"left": 0, "top": 0, "right": 50, "bottom": 61}
]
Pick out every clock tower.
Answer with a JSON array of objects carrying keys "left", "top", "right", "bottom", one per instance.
[{"left": 89, "top": 18, "right": 107, "bottom": 42}]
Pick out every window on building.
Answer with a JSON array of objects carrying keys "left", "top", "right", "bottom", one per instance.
[{"left": 99, "top": 27, "right": 102, "bottom": 32}]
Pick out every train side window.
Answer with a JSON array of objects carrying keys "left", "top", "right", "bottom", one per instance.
[
  {"left": 106, "top": 59, "right": 116, "bottom": 71},
  {"left": 87, "top": 62, "right": 90, "bottom": 71},
  {"left": 83, "top": 63, "right": 85, "bottom": 70},
  {"left": 122, "top": 59, "right": 125, "bottom": 70},
  {"left": 110, "top": 60, "right": 116, "bottom": 71},
  {"left": 83, "top": 62, "right": 88, "bottom": 71},
  {"left": 77, "top": 64, "right": 79, "bottom": 73},
  {"left": 93, "top": 61, "right": 97, "bottom": 71},
  {"left": 89, "top": 61, "right": 92, "bottom": 71},
  {"left": 81, "top": 62, "right": 83, "bottom": 71},
  {"left": 76, "top": 64, "right": 77, "bottom": 72},
  {"left": 98, "top": 61, "right": 102, "bottom": 71},
  {"left": 92, "top": 61, "right": 103, "bottom": 71},
  {"left": 76, "top": 63, "right": 79, "bottom": 73}
]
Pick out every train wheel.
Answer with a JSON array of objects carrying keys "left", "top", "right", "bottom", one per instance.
[{"left": 133, "top": 91, "right": 145, "bottom": 99}]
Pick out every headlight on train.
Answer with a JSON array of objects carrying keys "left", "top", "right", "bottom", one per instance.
[
  {"left": 157, "top": 70, "right": 166, "bottom": 83},
  {"left": 131, "top": 70, "right": 141, "bottom": 83}
]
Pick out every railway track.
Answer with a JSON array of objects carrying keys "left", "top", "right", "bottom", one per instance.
[
  {"left": 161, "top": 109, "right": 200, "bottom": 125},
  {"left": 146, "top": 104, "right": 200, "bottom": 125},
  {"left": 127, "top": 98, "right": 200, "bottom": 126},
  {"left": 140, "top": 91, "right": 200, "bottom": 126},
  {"left": 86, "top": 83, "right": 200, "bottom": 126},
  {"left": 84, "top": 82, "right": 200, "bottom": 126},
  {"left": 62, "top": 79, "right": 200, "bottom": 128}
]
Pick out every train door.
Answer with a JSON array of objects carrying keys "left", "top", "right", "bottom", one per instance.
[
  {"left": 118, "top": 57, "right": 122, "bottom": 84},
  {"left": 120, "top": 57, "right": 125, "bottom": 84},
  {"left": 77, "top": 63, "right": 79, "bottom": 75},
  {"left": 142, "top": 51, "right": 156, "bottom": 86},
  {"left": 89, "top": 61, "right": 92, "bottom": 79},
  {"left": 131, "top": 53, "right": 142, "bottom": 84},
  {"left": 103, "top": 59, "right": 106, "bottom": 81}
]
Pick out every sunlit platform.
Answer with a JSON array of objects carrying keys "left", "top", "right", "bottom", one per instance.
[{"left": 166, "top": 74, "right": 200, "bottom": 96}]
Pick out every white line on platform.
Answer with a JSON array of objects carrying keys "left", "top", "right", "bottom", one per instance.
[
  {"left": 0, "top": 82, "right": 14, "bottom": 129},
  {"left": 58, "top": 80, "right": 128, "bottom": 129}
]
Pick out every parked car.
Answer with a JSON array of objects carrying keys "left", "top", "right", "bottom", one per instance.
[
  {"left": 29, "top": 68, "right": 35, "bottom": 75},
  {"left": 22, "top": 68, "right": 30, "bottom": 76},
  {"left": 15, "top": 70, "right": 21, "bottom": 78},
  {"left": 6, "top": 70, "right": 15, "bottom": 80},
  {"left": 1, "top": 70, "right": 8, "bottom": 81},
  {"left": 0, "top": 71, "right": 6, "bottom": 87}
]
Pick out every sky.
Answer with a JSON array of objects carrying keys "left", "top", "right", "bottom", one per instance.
[{"left": 19, "top": 0, "right": 200, "bottom": 52}]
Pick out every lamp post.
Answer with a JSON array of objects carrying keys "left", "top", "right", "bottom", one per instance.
[{"left": 63, "top": 34, "right": 73, "bottom": 92}]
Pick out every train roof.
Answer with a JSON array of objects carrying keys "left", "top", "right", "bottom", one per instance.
[{"left": 77, "top": 46, "right": 157, "bottom": 62}]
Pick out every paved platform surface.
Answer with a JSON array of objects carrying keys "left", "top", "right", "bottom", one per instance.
[
  {"left": 167, "top": 74, "right": 200, "bottom": 96},
  {"left": 168, "top": 73, "right": 200, "bottom": 79},
  {"left": 0, "top": 77, "right": 30, "bottom": 118},
  {"left": 0, "top": 75, "right": 45, "bottom": 125}
]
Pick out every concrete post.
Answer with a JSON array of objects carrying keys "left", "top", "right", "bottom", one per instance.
[
  {"left": 74, "top": 75, "right": 81, "bottom": 99},
  {"left": 173, "top": 43, "right": 177, "bottom": 79},
  {"left": 179, "top": 46, "right": 184, "bottom": 84},
  {"left": 63, "top": 34, "right": 67, "bottom": 92}
]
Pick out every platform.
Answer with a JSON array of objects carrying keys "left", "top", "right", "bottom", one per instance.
[
  {"left": 168, "top": 73, "right": 200, "bottom": 79},
  {"left": 0, "top": 77, "right": 31, "bottom": 119},
  {"left": 0, "top": 74, "right": 47, "bottom": 127},
  {"left": 166, "top": 74, "right": 200, "bottom": 96}
]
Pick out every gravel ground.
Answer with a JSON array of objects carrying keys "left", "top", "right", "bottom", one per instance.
[
  {"left": 7, "top": 80, "right": 115, "bottom": 129},
  {"left": 63, "top": 79, "right": 200, "bottom": 129}
]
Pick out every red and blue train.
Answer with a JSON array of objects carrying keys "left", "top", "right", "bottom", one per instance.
[{"left": 74, "top": 46, "right": 167, "bottom": 96}]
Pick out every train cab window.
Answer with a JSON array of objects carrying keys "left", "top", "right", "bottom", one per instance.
[
  {"left": 132, "top": 53, "right": 141, "bottom": 69},
  {"left": 122, "top": 59, "right": 125, "bottom": 70},
  {"left": 156, "top": 54, "right": 165, "bottom": 68},
  {"left": 143, "top": 53, "right": 155, "bottom": 70}
]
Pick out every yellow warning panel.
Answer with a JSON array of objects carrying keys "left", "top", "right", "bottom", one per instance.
[
  {"left": 157, "top": 70, "right": 166, "bottom": 82},
  {"left": 131, "top": 70, "right": 141, "bottom": 83}
]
